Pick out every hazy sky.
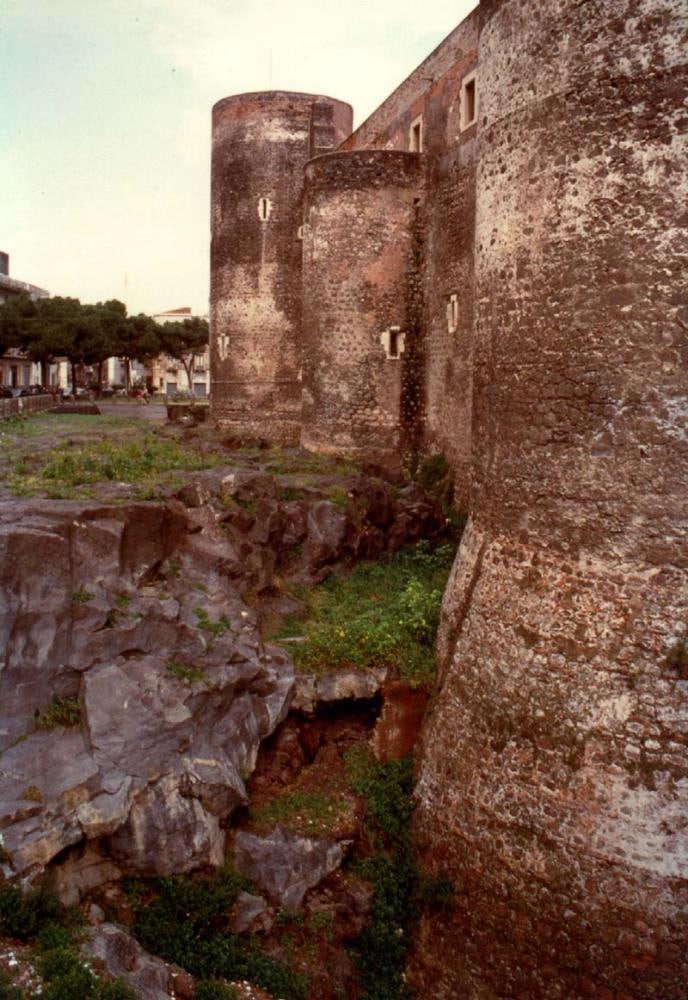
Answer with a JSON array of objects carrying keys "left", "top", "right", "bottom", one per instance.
[{"left": 1, "top": 0, "right": 475, "bottom": 315}]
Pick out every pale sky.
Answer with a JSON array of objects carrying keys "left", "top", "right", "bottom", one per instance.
[{"left": 1, "top": 0, "right": 475, "bottom": 315}]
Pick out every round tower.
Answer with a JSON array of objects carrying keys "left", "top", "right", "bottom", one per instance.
[
  {"left": 411, "top": 0, "right": 688, "bottom": 996},
  {"left": 301, "top": 150, "right": 422, "bottom": 459},
  {"left": 210, "top": 91, "right": 352, "bottom": 442}
]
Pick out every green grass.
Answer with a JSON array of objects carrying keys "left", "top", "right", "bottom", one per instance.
[
  {"left": 0, "top": 413, "right": 140, "bottom": 438},
  {"left": 262, "top": 446, "right": 359, "bottom": 477},
  {"left": 34, "top": 697, "right": 81, "bottom": 731},
  {"left": 250, "top": 791, "right": 346, "bottom": 836},
  {"left": 41, "top": 437, "right": 216, "bottom": 485},
  {"left": 274, "top": 541, "right": 455, "bottom": 685},
  {"left": 3, "top": 415, "right": 220, "bottom": 499}
]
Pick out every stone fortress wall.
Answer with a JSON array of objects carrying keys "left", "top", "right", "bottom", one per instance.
[
  {"left": 210, "top": 0, "right": 687, "bottom": 995},
  {"left": 301, "top": 150, "right": 422, "bottom": 458},
  {"left": 210, "top": 92, "right": 352, "bottom": 443}
]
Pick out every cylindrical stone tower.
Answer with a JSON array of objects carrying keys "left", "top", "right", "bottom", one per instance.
[
  {"left": 301, "top": 150, "right": 422, "bottom": 459},
  {"left": 210, "top": 91, "right": 352, "bottom": 442},
  {"left": 411, "top": 0, "right": 688, "bottom": 997}
]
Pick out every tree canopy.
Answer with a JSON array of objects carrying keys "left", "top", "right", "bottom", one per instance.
[
  {"left": 158, "top": 316, "right": 210, "bottom": 390},
  {"left": 0, "top": 296, "right": 209, "bottom": 390}
]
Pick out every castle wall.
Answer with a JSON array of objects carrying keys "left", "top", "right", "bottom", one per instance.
[
  {"left": 210, "top": 91, "right": 352, "bottom": 442},
  {"left": 301, "top": 151, "right": 422, "bottom": 459},
  {"left": 411, "top": 0, "right": 688, "bottom": 996},
  {"left": 341, "top": 11, "right": 479, "bottom": 504}
]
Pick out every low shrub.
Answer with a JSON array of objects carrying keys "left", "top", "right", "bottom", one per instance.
[
  {"left": 194, "top": 607, "right": 231, "bottom": 638},
  {"left": 72, "top": 589, "right": 94, "bottom": 604},
  {"left": 344, "top": 751, "right": 416, "bottom": 1000},
  {"left": 0, "top": 891, "right": 133, "bottom": 998},
  {"left": 0, "top": 971, "right": 22, "bottom": 999},
  {"left": 197, "top": 983, "right": 240, "bottom": 1000},
  {"left": 0, "top": 885, "right": 62, "bottom": 940},
  {"left": 344, "top": 749, "right": 414, "bottom": 851},
  {"left": 131, "top": 866, "right": 307, "bottom": 1000}
]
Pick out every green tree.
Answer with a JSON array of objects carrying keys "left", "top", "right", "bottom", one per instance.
[
  {"left": 0, "top": 295, "right": 83, "bottom": 388},
  {"left": 92, "top": 300, "right": 129, "bottom": 386},
  {"left": 159, "top": 317, "right": 209, "bottom": 396},
  {"left": 117, "top": 313, "right": 160, "bottom": 390}
]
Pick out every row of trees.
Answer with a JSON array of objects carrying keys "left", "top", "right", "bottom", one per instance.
[{"left": 0, "top": 295, "right": 209, "bottom": 392}]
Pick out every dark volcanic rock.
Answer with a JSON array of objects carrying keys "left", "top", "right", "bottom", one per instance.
[
  {"left": 83, "top": 923, "right": 172, "bottom": 1000},
  {"left": 0, "top": 499, "right": 293, "bottom": 886},
  {"left": 0, "top": 472, "right": 443, "bottom": 890},
  {"left": 234, "top": 826, "right": 350, "bottom": 910}
]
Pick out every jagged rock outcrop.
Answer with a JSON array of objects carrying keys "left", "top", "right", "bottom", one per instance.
[
  {"left": 0, "top": 471, "right": 444, "bottom": 891},
  {"left": 84, "top": 922, "right": 198, "bottom": 1000},
  {"left": 0, "top": 500, "right": 292, "bottom": 882},
  {"left": 234, "top": 826, "right": 350, "bottom": 911}
]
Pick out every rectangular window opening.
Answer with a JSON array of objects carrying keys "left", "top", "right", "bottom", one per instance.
[
  {"left": 389, "top": 328, "right": 400, "bottom": 359},
  {"left": 460, "top": 72, "right": 478, "bottom": 131},
  {"left": 466, "top": 80, "right": 476, "bottom": 124},
  {"left": 409, "top": 115, "right": 423, "bottom": 153}
]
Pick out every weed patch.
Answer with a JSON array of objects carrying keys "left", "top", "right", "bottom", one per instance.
[
  {"left": 72, "top": 589, "right": 94, "bottom": 604},
  {"left": 343, "top": 751, "right": 416, "bottom": 1000},
  {"left": 278, "top": 541, "right": 455, "bottom": 685},
  {"left": 194, "top": 607, "right": 231, "bottom": 638},
  {"left": 34, "top": 697, "right": 81, "bottom": 731},
  {"left": 250, "top": 791, "right": 346, "bottom": 836},
  {"left": 166, "top": 660, "right": 207, "bottom": 685},
  {"left": 197, "top": 983, "right": 240, "bottom": 1000},
  {"left": 263, "top": 447, "right": 359, "bottom": 478}
]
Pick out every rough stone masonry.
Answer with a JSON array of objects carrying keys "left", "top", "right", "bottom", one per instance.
[{"left": 209, "top": 0, "right": 687, "bottom": 995}]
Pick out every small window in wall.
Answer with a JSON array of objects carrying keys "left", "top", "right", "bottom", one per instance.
[
  {"left": 447, "top": 293, "right": 459, "bottom": 333},
  {"left": 409, "top": 115, "right": 423, "bottom": 153},
  {"left": 258, "top": 196, "right": 273, "bottom": 221},
  {"left": 460, "top": 71, "right": 477, "bottom": 131},
  {"left": 380, "top": 326, "right": 406, "bottom": 360},
  {"left": 297, "top": 225, "right": 304, "bottom": 240}
]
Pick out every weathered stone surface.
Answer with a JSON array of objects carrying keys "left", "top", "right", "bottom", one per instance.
[
  {"left": 0, "top": 499, "right": 294, "bottom": 885},
  {"left": 301, "top": 151, "right": 423, "bottom": 461},
  {"left": 372, "top": 682, "right": 428, "bottom": 762},
  {"left": 234, "top": 826, "right": 350, "bottom": 911},
  {"left": 0, "top": 470, "right": 442, "bottom": 890},
  {"left": 409, "top": 1, "right": 688, "bottom": 997},
  {"left": 210, "top": 91, "right": 353, "bottom": 443},
  {"left": 300, "top": 501, "right": 348, "bottom": 578},
  {"left": 230, "top": 890, "right": 270, "bottom": 934},
  {"left": 221, "top": 470, "right": 278, "bottom": 503},
  {"left": 292, "top": 668, "right": 388, "bottom": 715},
  {"left": 83, "top": 923, "right": 171, "bottom": 1000}
]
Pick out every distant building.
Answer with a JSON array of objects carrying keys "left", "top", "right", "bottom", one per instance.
[
  {"left": 149, "top": 307, "right": 210, "bottom": 398},
  {"left": 0, "top": 251, "right": 48, "bottom": 306},
  {"left": 0, "top": 251, "right": 50, "bottom": 388}
]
